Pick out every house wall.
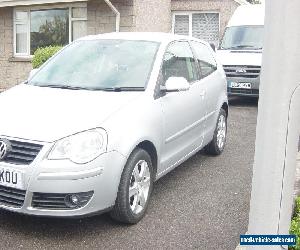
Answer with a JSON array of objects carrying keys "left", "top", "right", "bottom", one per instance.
[
  {"left": 87, "top": 0, "right": 135, "bottom": 34},
  {"left": 171, "top": 0, "right": 240, "bottom": 39},
  {"left": 0, "top": 7, "right": 32, "bottom": 91},
  {"left": 134, "top": 0, "right": 171, "bottom": 32}
]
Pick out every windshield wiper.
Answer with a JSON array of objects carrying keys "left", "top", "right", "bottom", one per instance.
[
  {"left": 94, "top": 87, "right": 145, "bottom": 92},
  {"left": 32, "top": 84, "right": 145, "bottom": 92},
  {"left": 36, "top": 84, "right": 90, "bottom": 90},
  {"left": 229, "top": 45, "right": 262, "bottom": 50}
]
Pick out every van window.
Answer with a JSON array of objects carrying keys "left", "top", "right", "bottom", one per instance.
[
  {"left": 191, "top": 41, "right": 217, "bottom": 79},
  {"left": 220, "top": 25, "right": 264, "bottom": 50}
]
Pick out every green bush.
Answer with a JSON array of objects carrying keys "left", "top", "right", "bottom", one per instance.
[
  {"left": 32, "top": 46, "right": 62, "bottom": 69},
  {"left": 290, "top": 197, "right": 300, "bottom": 249}
]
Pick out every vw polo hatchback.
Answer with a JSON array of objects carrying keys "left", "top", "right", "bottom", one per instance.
[{"left": 0, "top": 33, "right": 228, "bottom": 224}]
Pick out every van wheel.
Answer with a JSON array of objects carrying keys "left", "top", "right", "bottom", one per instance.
[
  {"left": 205, "top": 109, "right": 227, "bottom": 155},
  {"left": 110, "top": 148, "right": 154, "bottom": 224}
]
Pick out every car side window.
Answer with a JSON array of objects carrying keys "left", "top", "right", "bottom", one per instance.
[
  {"left": 191, "top": 41, "right": 217, "bottom": 79},
  {"left": 161, "top": 41, "right": 198, "bottom": 85}
]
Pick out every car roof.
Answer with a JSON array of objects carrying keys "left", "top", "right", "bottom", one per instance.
[{"left": 78, "top": 32, "right": 209, "bottom": 45}]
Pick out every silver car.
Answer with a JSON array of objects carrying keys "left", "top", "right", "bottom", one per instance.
[{"left": 0, "top": 32, "right": 228, "bottom": 224}]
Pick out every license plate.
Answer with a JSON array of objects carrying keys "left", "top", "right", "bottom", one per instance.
[
  {"left": 230, "top": 82, "right": 252, "bottom": 89},
  {"left": 0, "top": 167, "right": 24, "bottom": 189}
]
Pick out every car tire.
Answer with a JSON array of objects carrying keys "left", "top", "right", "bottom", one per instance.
[
  {"left": 110, "top": 148, "right": 154, "bottom": 224},
  {"left": 205, "top": 108, "right": 227, "bottom": 155}
]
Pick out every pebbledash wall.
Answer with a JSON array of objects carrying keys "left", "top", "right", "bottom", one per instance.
[
  {"left": 134, "top": 0, "right": 171, "bottom": 32},
  {"left": 87, "top": 0, "right": 172, "bottom": 34}
]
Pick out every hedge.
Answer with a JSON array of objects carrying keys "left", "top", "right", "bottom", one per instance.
[
  {"left": 290, "top": 197, "right": 300, "bottom": 249},
  {"left": 32, "top": 46, "right": 63, "bottom": 69}
]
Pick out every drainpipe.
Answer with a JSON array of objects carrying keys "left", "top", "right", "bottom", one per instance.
[{"left": 103, "top": 0, "right": 120, "bottom": 32}]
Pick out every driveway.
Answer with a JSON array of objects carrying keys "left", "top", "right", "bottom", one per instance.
[{"left": 0, "top": 98, "right": 258, "bottom": 250}]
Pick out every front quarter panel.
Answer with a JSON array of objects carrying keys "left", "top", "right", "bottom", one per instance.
[{"left": 102, "top": 94, "right": 164, "bottom": 175}]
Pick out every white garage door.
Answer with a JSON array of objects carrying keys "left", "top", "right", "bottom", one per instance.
[{"left": 173, "top": 12, "right": 220, "bottom": 46}]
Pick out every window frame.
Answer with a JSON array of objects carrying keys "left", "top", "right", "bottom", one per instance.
[
  {"left": 172, "top": 11, "right": 221, "bottom": 45},
  {"left": 189, "top": 40, "right": 218, "bottom": 80},
  {"left": 13, "top": 10, "right": 30, "bottom": 57},
  {"left": 160, "top": 40, "right": 199, "bottom": 86},
  {"left": 13, "top": 3, "right": 87, "bottom": 58}
]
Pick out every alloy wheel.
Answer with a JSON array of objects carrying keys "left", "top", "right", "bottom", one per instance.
[
  {"left": 216, "top": 114, "right": 227, "bottom": 150},
  {"left": 129, "top": 160, "right": 151, "bottom": 214}
]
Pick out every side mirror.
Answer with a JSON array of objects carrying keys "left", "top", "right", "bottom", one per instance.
[
  {"left": 28, "top": 68, "right": 39, "bottom": 79},
  {"left": 161, "top": 77, "right": 190, "bottom": 92},
  {"left": 210, "top": 43, "right": 216, "bottom": 52}
]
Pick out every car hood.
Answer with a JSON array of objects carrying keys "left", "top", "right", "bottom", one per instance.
[
  {"left": 0, "top": 84, "right": 142, "bottom": 142},
  {"left": 216, "top": 49, "right": 262, "bottom": 66}
]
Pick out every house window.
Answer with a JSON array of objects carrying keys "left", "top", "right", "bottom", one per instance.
[
  {"left": 173, "top": 12, "right": 220, "bottom": 46},
  {"left": 14, "top": 6, "right": 87, "bottom": 57},
  {"left": 30, "top": 9, "right": 69, "bottom": 55}
]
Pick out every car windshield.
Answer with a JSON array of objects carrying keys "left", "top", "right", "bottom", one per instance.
[
  {"left": 29, "top": 39, "right": 160, "bottom": 91},
  {"left": 220, "top": 25, "right": 264, "bottom": 50}
]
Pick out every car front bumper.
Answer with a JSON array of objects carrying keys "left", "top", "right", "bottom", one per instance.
[{"left": 0, "top": 145, "right": 127, "bottom": 217}]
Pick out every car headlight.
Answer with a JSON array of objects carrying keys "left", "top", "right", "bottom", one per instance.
[{"left": 48, "top": 129, "right": 107, "bottom": 164}]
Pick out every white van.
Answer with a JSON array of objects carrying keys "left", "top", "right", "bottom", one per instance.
[{"left": 217, "top": 4, "right": 264, "bottom": 97}]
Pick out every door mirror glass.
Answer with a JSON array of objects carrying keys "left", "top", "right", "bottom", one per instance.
[
  {"left": 161, "top": 77, "right": 190, "bottom": 92},
  {"left": 28, "top": 68, "right": 39, "bottom": 79}
]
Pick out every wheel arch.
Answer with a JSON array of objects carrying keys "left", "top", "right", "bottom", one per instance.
[
  {"left": 221, "top": 102, "right": 229, "bottom": 118},
  {"left": 136, "top": 140, "right": 158, "bottom": 178}
]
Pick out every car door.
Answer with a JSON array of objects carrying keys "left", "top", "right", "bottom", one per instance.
[
  {"left": 158, "top": 40, "right": 207, "bottom": 172},
  {"left": 190, "top": 40, "right": 221, "bottom": 143}
]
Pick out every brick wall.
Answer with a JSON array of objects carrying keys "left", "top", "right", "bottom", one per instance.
[
  {"left": 0, "top": 7, "right": 32, "bottom": 92},
  {"left": 171, "top": 0, "right": 240, "bottom": 40}
]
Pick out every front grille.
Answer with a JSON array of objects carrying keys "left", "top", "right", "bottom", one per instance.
[
  {"left": 0, "top": 185, "right": 26, "bottom": 208},
  {"left": 32, "top": 192, "right": 93, "bottom": 210},
  {"left": 228, "top": 88, "right": 259, "bottom": 95},
  {"left": 1, "top": 139, "right": 43, "bottom": 165},
  {"left": 223, "top": 65, "right": 261, "bottom": 78}
]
